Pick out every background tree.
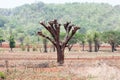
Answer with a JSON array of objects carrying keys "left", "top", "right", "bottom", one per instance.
[
  {"left": 0, "top": 29, "right": 5, "bottom": 47},
  {"left": 9, "top": 35, "right": 15, "bottom": 51},
  {"left": 86, "top": 31, "right": 94, "bottom": 52},
  {"left": 38, "top": 19, "right": 80, "bottom": 64},
  {"left": 93, "top": 31, "right": 100, "bottom": 52},
  {"left": 76, "top": 33, "right": 86, "bottom": 51},
  {"left": 24, "top": 36, "right": 31, "bottom": 52},
  {"left": 42, "top": 38, "right": 48, "bottom": 53},
  {"left": 0, "top": 36, "right": 4, "bottom": 47},
  {"left": 60, "top": 32, "right": 77, "bottom": 51},
  {"left": 102, "top": 31, "right": 120, "bottom": 52}
]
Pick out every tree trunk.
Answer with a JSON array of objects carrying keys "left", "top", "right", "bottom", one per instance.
[
  {"left": 56, "top": 47, "right": 65, "bottom": 65},
  {"left": 89, "top": 41, "right": 92, "bottom": 52},
  {"left": 111, "top": 42, "right": 115, "bottom": 52},
  {"left": 43, "top": 39, "right": 47, "bottom": 53},
  {"left": 53, "top": 45, "right": 56, "bottom": 52},
  {"left": 98, "top": 43, "right": 100, "bottom": 51},
  {"left": 27, "top": 44, "right": 30, "bottom": 52},
  {"left": 94, "top": 40, "right": 98, "bottom": 52},
  {"left": 11, "top": 48, "right": 13, "bottom": 52},
  {"left": 82, "top": 42, "right": 85, "bottom": 51},
  {"left": 0, "top": 42, "right": 2, "bottom": 47}
]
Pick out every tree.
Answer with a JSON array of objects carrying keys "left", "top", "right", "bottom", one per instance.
[
  {"left": 24, "top": 36, "right": 31, "bottom": 52},
  {"left": 0, "top": 29, "right": 5, "bottom": 47},
  {"left": 93, "top": 31, "right": 100, "bottom": 52},
  {"left": 60, "top": 32, "right": 77, "bottom": 51},
  {"left": 43, "top": 38, "right": 48, "bottom": 52},
  {"left": 86, "top": 31, "right": 93, "bottom": 52},
  {"left": 38, "top": 19, "right": 80, "bottom": 64},
  {"left": 76, "top": 33, "right": 86, "bottom": 51},
  {"left": 102, "top": 31, "right": 120, "bottom": 52},
  {"left": 9, "top": 35, "right": 15, "bottom": 51},
  {"left": 67, "top": 37, "right": 77, "bottom": 51},
  {"left": 0, "top": 36, "right": 5, "bottom": 47}
]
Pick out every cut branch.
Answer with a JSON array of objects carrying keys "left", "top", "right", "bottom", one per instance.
[
  {"left": 64, "top": 22, "right": 71, "bottom": 31},
  {"left": 38, "top": 31, "right": 56, "bottom": 46},
  {"left": 63, "top": 27, "right": 80, "bottom": 47}
]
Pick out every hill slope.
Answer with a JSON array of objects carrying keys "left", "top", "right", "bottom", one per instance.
[{"left": 0, "top": 2, "right": 120, "bottom": 34}]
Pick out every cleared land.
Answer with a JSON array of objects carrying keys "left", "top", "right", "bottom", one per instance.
[{"left": 0, "top": 47, "right": 120, "bottom": 80}]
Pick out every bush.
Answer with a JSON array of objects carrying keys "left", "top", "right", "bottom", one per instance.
[{"left": 0, "top": 72, "right": 5, "bottom": 79}]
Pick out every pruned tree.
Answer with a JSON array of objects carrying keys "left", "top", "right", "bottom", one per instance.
[
  {"left": 60, "top": 32, "right": 77, "bottom": 51},
  {"left": 38, "top": 19, "right": 80, "bottom": 64}
]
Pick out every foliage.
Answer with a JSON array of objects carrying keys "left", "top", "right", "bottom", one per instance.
[
  {"left": 0, "top": 2, "right": 120, "bottom": 50},
  {"left": 0, "top": 2, "right": 120, "bottom": 34},
  {"left": 0, "top": 72, "right": 6, "bottom": 79},
  {"left": 9, "top": 35, "right": 15, "bottom": 48},
  {"left": 102, "top": 31, "right": 120, "bottom": 45},
  {"left": 0, "top": 36, "right": 3, "bottom": 42},
  {"left": 86, "top": 30, "right": 94, "bottom": 43}
]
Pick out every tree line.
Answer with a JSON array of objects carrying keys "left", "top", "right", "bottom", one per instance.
[{"left": 0, "top": 2, "right": 120, "bottom": 34}]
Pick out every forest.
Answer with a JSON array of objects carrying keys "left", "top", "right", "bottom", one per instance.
[{"left": 0, "top": 2, "right": 120, "bottom": 51}]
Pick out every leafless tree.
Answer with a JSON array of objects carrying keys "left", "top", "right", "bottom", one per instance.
[{"left": 38, "top": 19, "right": 80, "bottom": 64}]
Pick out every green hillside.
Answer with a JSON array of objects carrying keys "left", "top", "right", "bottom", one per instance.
[{"left": 0, "top": 2, "right": 120, "bottom": 35}]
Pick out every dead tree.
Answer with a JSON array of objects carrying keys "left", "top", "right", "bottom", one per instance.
[{"left": 38, "top": 19, "right": 80, "bottom": 64}]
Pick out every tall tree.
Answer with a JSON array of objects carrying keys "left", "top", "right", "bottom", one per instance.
[{"left": 38, "top": 19, "right": 80, "bottom": 64}]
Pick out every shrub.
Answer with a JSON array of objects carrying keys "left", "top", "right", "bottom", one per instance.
[{"left": 0, "top": 72, "right": 6, "bottom": 79}]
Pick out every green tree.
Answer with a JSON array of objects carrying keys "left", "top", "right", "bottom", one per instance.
[
  {"left": 24, "top": 36, "right": 31, "bottom": 52},
  {"left": 86, "top": 30, "right": 94, "bottom": 52},
  {"left": 102, "top": 31, "right": 119, "bottom": 52},
  {"left": 76, "top": 33, "right": 86, "bottom": 51},
  {"left": 93, "top": 31, "right": 100, "bottom": 52},
  {"left": 0, "top": 36, "right": 4, "bottom": 47},
  {"left": 9, "top": 35, "right": 15, "bottom": 51}
]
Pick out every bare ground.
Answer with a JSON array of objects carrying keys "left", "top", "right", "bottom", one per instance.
[{"left": 0, "top": 48, "right": 120, "bottom": 80}]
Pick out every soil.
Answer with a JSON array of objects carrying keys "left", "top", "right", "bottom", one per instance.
[{"left": 0, "top": 47, "right": 120, "bottom": 80}]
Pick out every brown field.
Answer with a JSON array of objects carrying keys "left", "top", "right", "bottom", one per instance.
[{"left": 0, "top": 46, "right": 120, "bottom": 80}]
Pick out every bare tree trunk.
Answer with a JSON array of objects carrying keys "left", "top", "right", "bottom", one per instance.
[
  {"left": 53, "top": 45, "right": 56, "bottom": 52},
  {"left": 98, "top": 43, "right": 100, "bottom": 51},
  {"left": 94, "top": 40, "right": 98, "bottom": 52},
  {"left": 27, "top": 44, "right": 30, "bottom": 52},
  {"left": 89, "top": 41, "right": 92, "bottom": 52},
  {"left": 43, "top": 39, "right": 47, "bottom": 53},
  {"left": 56, "top": 47, "right": 65, "bottom": 65},
  {"left": 11, "top": 48, "right": 13, "bottom": 52},
  {"left": 111, "top": 42, "right": 115, "bottom": 52},
  {"left": 0, "top": 42, "right": 2, "bottom": 47},
  {"left": 82, "top": 42, "right": 85, "bottom": 51}
]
